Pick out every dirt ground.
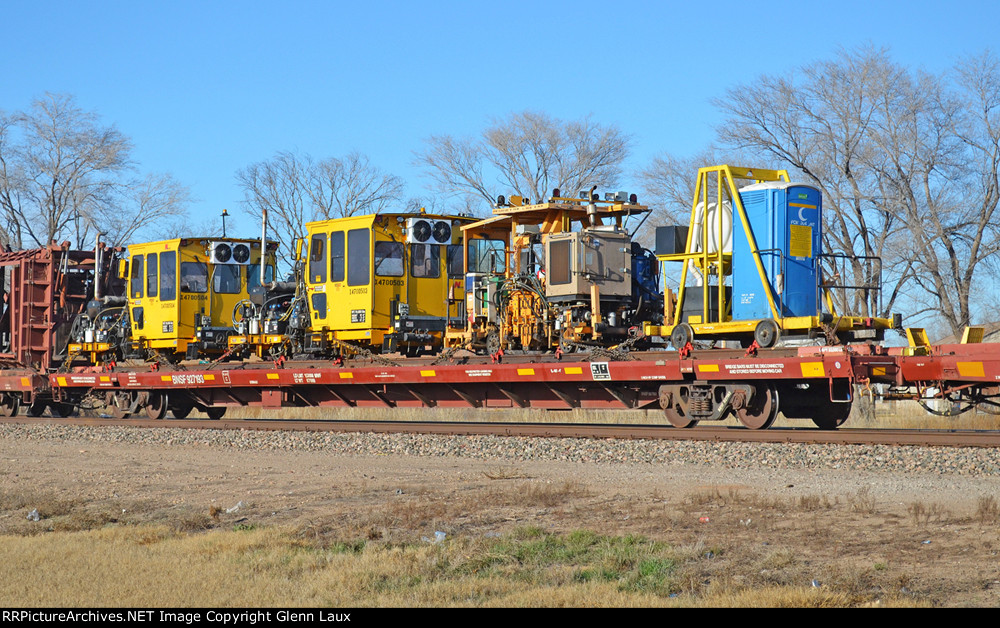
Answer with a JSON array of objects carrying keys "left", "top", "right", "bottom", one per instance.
[{"left": 2, "top": 434, "right": 1000, "bottom": 607}]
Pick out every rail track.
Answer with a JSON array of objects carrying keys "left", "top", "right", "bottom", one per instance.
[{"left": 3, "top": 415, "right": 999, "bottom": 448}]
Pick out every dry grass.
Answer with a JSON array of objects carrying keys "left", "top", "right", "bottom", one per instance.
[{"left": 0, "top": 524, "right": 931, "bottom": 608}]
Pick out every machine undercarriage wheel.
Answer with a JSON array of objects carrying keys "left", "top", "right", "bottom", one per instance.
[
  {"left": 0, "top": 394, "right": 20, "bottom": 417},
  {"left": 485, "top": 332, "right": 501, "bottom": 356},
  {"left": 143, "top": 392, "right": 168, "bottom": 420},
  {"left": 754, "top": 319, "right": 780, "bottom": 348},
  {"left": 736, "top": 386, "right": 779, "bottom": 430},
  {"left": 659, "top": 385, "right": 698, "bottom": 428},
  {"left": 670, "top": 323, "right": 694, "bottom": 350}
]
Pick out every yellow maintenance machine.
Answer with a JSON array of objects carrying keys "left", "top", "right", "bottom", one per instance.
[
  {"left": 648, "top": 165, "right": 900, "bottom": 348},
  {"left": 296, "top": 211, "right": 475, "bottom": 357},
  {"left": 121, "top": 237, "right": 278, "bottom": 360},
  {"left": 454, "top": 190, "right": 660, "bottom": 355}
]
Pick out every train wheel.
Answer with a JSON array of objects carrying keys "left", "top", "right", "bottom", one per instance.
[
  {"left": 205, "top": 406, "right": 226, "bottom": 420},
  {"left": 105, "top": 391, "right": 133, "bottom": 419},
  {"left": 811, "top": 403, "right": 851, "bottom": 430},
  {"left": 144, "top": 393, "right": 168, "bottom": 420},
  {"left": 0, "top": 394, "right": 19, "bottom": 417},
  {"left": 736, "top": 386, "right": 779, "bottom": 430},
  {"left": 171, "top": 403, "right": 194, "bottom": 419},
  {"left": 660, "top": 386, "right": 698, "bottom": 428},
  {"left": 753, "top": 320, "right": 780, "bottom": 348},
  {"left": 25, "top": 400, "right": 47, "bottom": 417},
  {"left": 48, "top": 402, "right": 75, "bottom": 418}
]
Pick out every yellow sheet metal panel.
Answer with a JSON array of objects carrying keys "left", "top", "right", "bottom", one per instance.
[
  {"left": 961, "top": 327, "right": 985, "bottom": 344},
  {"left": 906, "top": 328, "right": 930, "bottom": 347}
]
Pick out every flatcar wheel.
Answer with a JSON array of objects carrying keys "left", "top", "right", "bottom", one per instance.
[
  {"left": 144, "top": 393, "right": 168, "bottom": 420},
  {"left": 811, "top": 402, "right": 851, "bottom": 430},
  {"left": 205, "top": 406, "right": 226, "bottom": 420},
  {"left": 25, "top": 400, "right": 47, "bottom": 417},
  {"left": 736, "top": 386, "right": 779, "bottom": 430},
  {"left": 660, "top": 386, "right": 698, "bottom": 428},
  {"left": 48, "top": 402, "right": 75, "bottom": 418},
  {"left": 105, "top": 391, "right": 133, "bottom": 419},
  {"left": 0, "top": 394, "right": 19, "bottom": 417},
  {"left": 171, "top": 403, "right": 194, "bottom": 420}
]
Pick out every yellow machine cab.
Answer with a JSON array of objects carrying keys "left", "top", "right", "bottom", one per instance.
[
  {"left": 123, "top": 237, "right": 277, "bottom": 360},
  {"left": 300, "top": 211, "right": 475, "bottom": 357}
]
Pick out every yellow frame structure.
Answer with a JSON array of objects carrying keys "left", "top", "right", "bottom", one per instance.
[{"left": 647, "top": 165, "right": 897, "bottom": 346}]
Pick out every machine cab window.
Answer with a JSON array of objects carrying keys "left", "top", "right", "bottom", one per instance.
[
  {"left": 410, "top": 243, "right": 440, "bottom": 278},
  {"left": 213, "top": 264, "right": 241, "bottom": 294},
  {"left": 247, "top": 263, "right": 275, "bottom": 292},
  {"left": 375, "top": 241, "right": 404, "bottom": 277},
  {"left": 181, "top": 261, "right": 208, "bottom": 293},
  {"left": 130, "top": 255, "right": 144, "bottom": 298}
]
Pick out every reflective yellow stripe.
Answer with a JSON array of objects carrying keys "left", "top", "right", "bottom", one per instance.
[
  {"left": 420, "top": 370, "right": 436, "bottom": 377},
  {"left": 339, "top": 372, "right": 353, "bottom": 379},
  {"left": 565, "top": 367, "right": 583, "bottom": 375},
  {"left": 800, "top": 362, "right": 825, "bottom": 377},
  {"left": 957, "top": 362, "right": 985, "bottom": 377},
  {"left": 697, "top": 364, "right": 719, "bottom": 373},
  {"left": 517, "top": 368, "right": 535, "bottom": 376},
  {"left": 266, "top": 373, "right": 280, "bottom": 380}
]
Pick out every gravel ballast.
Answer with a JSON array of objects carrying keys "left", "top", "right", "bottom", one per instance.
[{"left": 3, "top": 422, "right": 1000, "bottom": 477}]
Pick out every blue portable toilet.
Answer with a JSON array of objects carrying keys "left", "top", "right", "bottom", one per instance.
[{"left": 731, "top": 182, "right": 822, "bottom": 321}]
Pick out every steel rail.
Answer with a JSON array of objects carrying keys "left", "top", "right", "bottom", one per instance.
[{"left": 3, "top": 416, "right": 1000, "bottom": 448}]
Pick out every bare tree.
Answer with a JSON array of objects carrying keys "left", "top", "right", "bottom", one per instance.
[
  {"left": 309, "top": 152, "right": 405, "bottom": 218},
  {"left": 416, "top": 111, "right": 633, "bottom": 213},
  {"left": 236, "top": 150, "right": 404, "bottom": 271},
  {"left": 710, "top": 46, "right": 1000, "bottom": 336},
  {"left": 636, "top": 150, "right": 740, "bottom": 246},
  {"left": 0, "top": 93, "right": 190, "bottom": 250}
]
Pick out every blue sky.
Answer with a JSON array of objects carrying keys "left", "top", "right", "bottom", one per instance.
[{"left": 4, "top": 0, "right": 998, "bottom": 237}]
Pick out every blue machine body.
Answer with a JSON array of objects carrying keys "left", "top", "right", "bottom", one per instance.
[{"left": 731, "top": 182, "right": 822, "bottom": 320}]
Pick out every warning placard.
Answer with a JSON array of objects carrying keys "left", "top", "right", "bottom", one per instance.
[{"left": 789, "top": 224, "right": 813, "bottom": 258}]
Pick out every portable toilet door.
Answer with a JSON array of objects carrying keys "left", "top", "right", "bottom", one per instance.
[{"left": 731, "top": 182, "right": 822, "bottom": 321}]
